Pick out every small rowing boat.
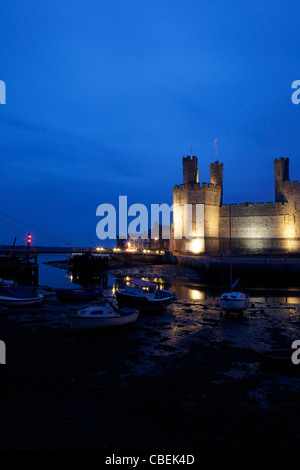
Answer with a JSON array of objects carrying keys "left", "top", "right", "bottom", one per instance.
[
  {"left": 0, "top": 285, "right": 44, "bottom": 307},
  {"left": 56, "top": 287, "right": 103, "bottom": 302},
  {"left": 255, "top": 348, "right": 293, "bottom": 365},
  {"left": 116, "top": 279, "right": 177, "bottom": 312}
]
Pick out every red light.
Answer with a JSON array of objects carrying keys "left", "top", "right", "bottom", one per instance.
[{"left": 27, "top": 233, "right": 32, "bottom": 246}]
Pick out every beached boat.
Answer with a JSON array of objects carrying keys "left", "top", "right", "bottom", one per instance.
[
  {"left": 68, "top": 301, "right": 139, "bottom": 330},
  {"left": 255, "top": 348, "right": 293, "bottom": 365},
  {"left": 55, "top": 287, "right": 103, "bottom": 302},
  {"left": 219, "top": 291, "right": 250, "bottom": 312},
  {"left": 0, "top": 285, "right": 44, "bottom": 307},
  {"left": 116, "top": 278, "right": 177, "bottom": 311}
]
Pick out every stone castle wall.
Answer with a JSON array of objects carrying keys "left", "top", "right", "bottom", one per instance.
[
  {"left": 171, "top": 155, "right": 300, "bottom": 255},
  {"left": 219, "top": 202, "right": 300, "bottom": 254}
]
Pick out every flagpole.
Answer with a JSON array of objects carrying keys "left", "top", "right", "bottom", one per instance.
[{"left": 214, "top": 138, "right": 217, "bottom": 161}]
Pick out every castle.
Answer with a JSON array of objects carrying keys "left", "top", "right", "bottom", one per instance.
[{"left": 170, "top": 156, "right": 300, "bottom": 255}]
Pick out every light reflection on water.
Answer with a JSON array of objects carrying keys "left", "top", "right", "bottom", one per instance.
[{"left": 37, "top": 255, "right": 300, "bottom": 305}]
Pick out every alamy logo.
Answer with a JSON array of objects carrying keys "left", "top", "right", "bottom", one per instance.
[
  {"left": 291, "top": 340, "right": 300, "bottom": 365},
  {"left": 0, "top": 340, "right": 6, "bottom": 364},
  {"left": 96, "top": 196, "right": 205, "bottom": 240},
  {"left": 291, "top": 80, "right": 300, "bottom": 105},
  {"left": 0, "top": 80, "right": 6, "bottom": 104}
]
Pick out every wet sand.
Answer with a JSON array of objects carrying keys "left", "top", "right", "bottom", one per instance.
[{"left": 0, "top": 261, "right": 300, "bottom": 450}]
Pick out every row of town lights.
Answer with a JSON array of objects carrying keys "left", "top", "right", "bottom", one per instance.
[{"left": 24, "top": 239, "right": 165, "bottom": 254}]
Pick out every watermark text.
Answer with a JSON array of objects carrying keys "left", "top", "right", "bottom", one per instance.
[
  {"left": 96, "top": 196, "right": 204, "bottom": 241},
  {"left": 0, "top": 340, "right": 6, "bottom": 364},
  {"left": 291, "top": 80, "right": 300, "bottom": 104},
  {"left": 0, "top": 80, "right": 6, "bottom": 104}
]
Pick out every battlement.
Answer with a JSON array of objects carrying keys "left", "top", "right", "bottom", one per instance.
[
  {"left": 274, "top": 157, "right": 289, "bottom": 164},
  {"left": 221, "top": 202, "right": 286, "bottom": 209},
  {"left": 182, "top": 155, "right": 197, "bottom": 162},
  {"left": 210, "top": 161, "right": 223, "bottom": 168},
  {"left": 173, "top": 181, "right": 222, "bottom": 191},
  {"left": 282, "top": 179, "right": 300, "bottom": 188},
  {"left": 220, "top": 201, "right": 289, "bottom": 216}
]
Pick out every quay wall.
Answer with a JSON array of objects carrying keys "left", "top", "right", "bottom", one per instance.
[{"left": 178, "top": 255, "right": 300, "bottom": 287}]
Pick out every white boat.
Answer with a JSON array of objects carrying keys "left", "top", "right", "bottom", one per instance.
[
  {"left": 116, "top": 278, "right": 177, "bottom": 311},
  {"left": 219, "top": 291, "right": 250, "bottom": 312},
  {"left": 0, "top": 285, "right": 44, "bottom": 307},
  {"left": 68, "top": 301, "right": 139, "bottom": 330}
]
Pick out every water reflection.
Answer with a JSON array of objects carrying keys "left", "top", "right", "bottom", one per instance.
[
  {"left": 108, "top": 276, "right": 300, "bottom": 304},
  {"left": 38, "top": 255, "right": 300, "bottom": 304}
]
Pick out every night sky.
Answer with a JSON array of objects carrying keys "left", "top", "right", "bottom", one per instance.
[{"left": 1, "top": 0, "right": 300, "bottom": 246}]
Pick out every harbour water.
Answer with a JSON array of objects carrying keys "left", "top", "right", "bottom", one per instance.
[{"left": 38, "top": 254, "right": 300, "bottom": 305}]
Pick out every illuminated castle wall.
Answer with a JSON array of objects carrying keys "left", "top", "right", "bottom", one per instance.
[{"left": 171, "top": 156, "right": 300, "bottom": 255}]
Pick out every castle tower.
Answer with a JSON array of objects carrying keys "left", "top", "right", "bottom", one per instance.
[
  {"left": 274, "top": 157, "right": 289, "bottom": 202},
  {"left": 171, "top": 156, "right": 223, "bottom": 255},
  {"left": 183, "top": 156, "right": 198, "bottom": 184},
  {"left": 210, "top": 161, "right": 223, "bottom": 205}
]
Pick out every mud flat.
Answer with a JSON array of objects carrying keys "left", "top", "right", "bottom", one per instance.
[
  {"left": 107, "top": 259, "right": 203, "bottom": 283},
  {"left": 0, "top": 277, "right": 300, "bottom": 451}
]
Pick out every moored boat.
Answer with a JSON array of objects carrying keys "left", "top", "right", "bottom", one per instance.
[
  {"left": 68, "top": 301, "right": 139, "bottom": 329},
  {"left": 255, "top": 348, "right": 293, "bottom": 364},
  {"left": 219, "top": 291, "right": 250, "bottom": 313},
  {"left": 56, "top": 287, "right": 103, "bottom": 302},
  {"left": 254, "top": 348, "right": 299, "bottom": 371},
  {"left": 116, "top": 279, "right": 177, "bottom": 311},
  {"left": 0, "top": 285, "right": 44, "bottom": 307}
]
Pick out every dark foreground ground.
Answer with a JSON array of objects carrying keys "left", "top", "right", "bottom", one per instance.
[{"left": 1, "top": 262, "right": 300, "bottom": 452}]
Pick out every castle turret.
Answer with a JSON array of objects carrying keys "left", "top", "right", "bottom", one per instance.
[
  {"left": 274, "top": 157, "right": 289, "bottom": 202},
  {"left": 210, "top": 161, "right": 223, "bottom": 205},
  {"left": 183, "top": 156, "right": 198, "bottom": 185}
]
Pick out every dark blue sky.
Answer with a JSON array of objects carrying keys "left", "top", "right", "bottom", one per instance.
[{"left": 1, "top": 0, "right": 300, "bottom": 246}]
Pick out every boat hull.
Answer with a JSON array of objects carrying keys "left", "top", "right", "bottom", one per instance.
[
  {"left": 0, "top": 285, "right": 44, "bottom": 307},
  {"left": 256, "top": 349, "right": 292, "bottom": 362},
  {"left": 255, "top": 349, "right": 297, "bottom": 370},
  {"left": 56, "top": 288, "right": 103, "bottom": 302},
  {"left": 116, "top": 292, "right": 173, "bottom": 311},
  {"left": 0, "top": 294, "right": 44, "bottom": 307},
  {"left": 219, "top": 299, "right": 249, "bottom": 312},
  {"left": 219, "top": 292, "right": 249, "bottom": 312},
  {"left": 69, "top": 309, "right": 139, "bottom": 330}
]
